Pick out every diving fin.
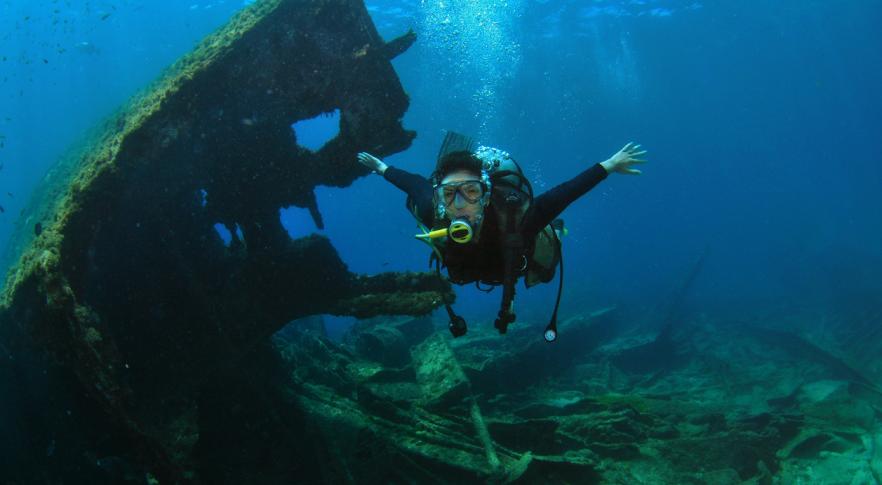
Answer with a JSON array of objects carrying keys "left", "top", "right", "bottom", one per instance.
[{"left": 436, "top": 130, "right": 477, "bottom": 163}]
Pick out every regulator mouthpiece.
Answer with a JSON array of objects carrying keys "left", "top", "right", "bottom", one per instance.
[
  {"left": 415, "top": 219, "right": 473, "bottom": 244},
  {"left": 447, "top": 220, "right": 473, "bottom": 243}
]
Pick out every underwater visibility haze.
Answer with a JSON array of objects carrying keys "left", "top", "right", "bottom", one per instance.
[{"left": 0, "top": 0, "right": 881, "bottom": 483}]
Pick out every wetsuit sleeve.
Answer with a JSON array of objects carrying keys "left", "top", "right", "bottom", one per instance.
[
  {"left": 383, "top": 166, "right": 435, "bottom": 226},
  {"left": 522, "top": 163, "right": 608, "bottom": 235}
]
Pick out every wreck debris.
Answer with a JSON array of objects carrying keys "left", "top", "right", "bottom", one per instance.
[
  {"left": 412, "top": 333, "right": 503, "bottom": 475},
  {"left": 334, "top": 302, "right": 882, "bottom": 483},
  {"left": 0, "top": 0, "right": 449, "bottom": 482},
  {"left": 612, "top": 246, "right": 710, "bottom": 374}
]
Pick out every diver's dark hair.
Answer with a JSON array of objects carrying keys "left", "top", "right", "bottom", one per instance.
[{"left": 432, "top": 150, "right": 482, "bottom": 183}]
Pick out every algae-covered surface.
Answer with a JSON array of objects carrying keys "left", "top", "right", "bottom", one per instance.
[
  {"left": 0, "top": 0, "right": 447, "bottom": 482},
  {"left": 0, "top": 0, "right": 287, "bottom": 280},
  {"left": 280, "top": 307, "right": 882, "bottom": 484}
]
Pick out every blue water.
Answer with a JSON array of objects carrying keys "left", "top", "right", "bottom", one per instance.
[{"left": 1, "top": 0, "right": 880, "bottom": 337}]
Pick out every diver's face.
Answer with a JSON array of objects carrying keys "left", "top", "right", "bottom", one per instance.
[{"left": 438, "top": 170, "right": 486, "bottom": 225}]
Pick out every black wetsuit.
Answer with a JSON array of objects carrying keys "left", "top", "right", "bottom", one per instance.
[{"left": 384, "top": 163, "right": 608, "bottom": 284}]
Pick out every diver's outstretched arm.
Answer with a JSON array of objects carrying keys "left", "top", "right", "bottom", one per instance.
[
  {"left": 525, "top": 142, "right": 648, "bottom": 235},
  {"left": 599, "top": 142, "right": 647, "bottom": 175},
  {"left": 356, "top": 152, "right": 435, "bottom": 225},
  {"left": 357, "top": 152, "right": 389, "bottom": 175},
  {"left": 357, "top": 152, "right": 430, "bottom": 196}
]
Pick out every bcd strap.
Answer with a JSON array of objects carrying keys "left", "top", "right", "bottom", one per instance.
[
  {"left": 435, "top": 257, "right": 467, "bottom": 337},
  {"left": 494, "top": 189, "right": 526, "bottom": 334}
]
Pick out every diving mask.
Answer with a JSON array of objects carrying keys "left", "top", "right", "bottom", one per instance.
[{"left": 434, "top": 180, "right": 487, "bottom": 208}]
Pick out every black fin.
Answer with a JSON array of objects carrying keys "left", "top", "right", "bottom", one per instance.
[{"left": 436, "top": 130, "right": 476, "bottom": 163}]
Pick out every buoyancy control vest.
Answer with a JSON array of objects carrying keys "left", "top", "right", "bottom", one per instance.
[{"left": 412, "top": 132, "right": 565, "bottom": 341}]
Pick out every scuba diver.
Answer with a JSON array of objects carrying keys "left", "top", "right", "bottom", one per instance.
[{"left": 357, "top": 133, "right": 646, "bottom": 341}]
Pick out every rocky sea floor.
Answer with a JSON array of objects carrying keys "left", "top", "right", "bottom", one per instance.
[{"left": 277, "top": 307, "right": 882, "bottom": 484}]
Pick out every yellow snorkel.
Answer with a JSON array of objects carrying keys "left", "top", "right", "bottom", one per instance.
[{"left": 415, "top": 219, "right": 474, "bottom": 244}]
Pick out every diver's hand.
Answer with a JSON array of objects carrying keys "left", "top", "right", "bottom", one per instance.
[
  {"left": 357, "top": 152, "right": 388, "bottom": 175},
  {"left": 600, "top": 142, "right": 647, "bottom": 175}
]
